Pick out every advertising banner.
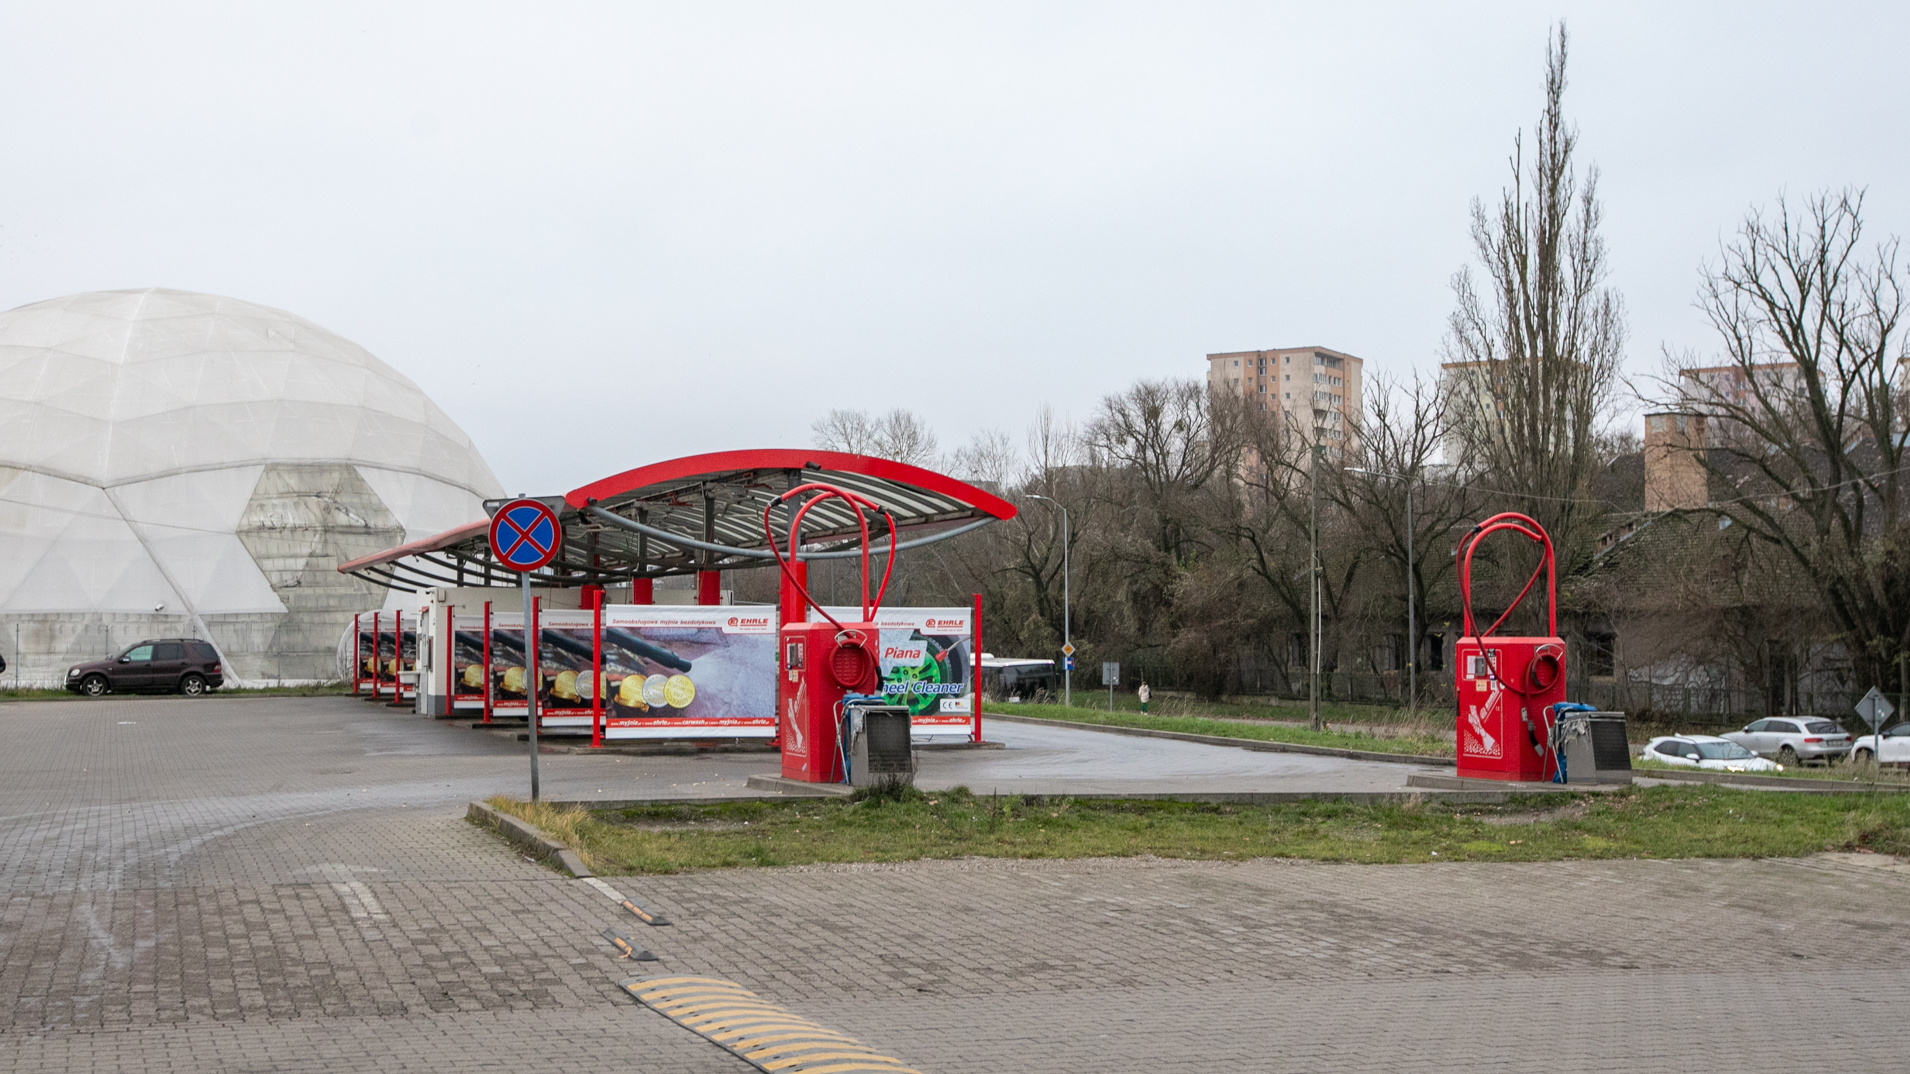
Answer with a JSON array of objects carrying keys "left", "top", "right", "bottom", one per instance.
[
  {"left": 483, "top": 611, "right": 531, "bottom": 716},
  {"left": 597, "top": 606, "right": 778, "bottom": 739},
  {"left": 532, "top": 610, "right": 599, "bottom": 731},
  {"left": 356, "top": 623, "right": 418, "bottom": 696},
  {"left": 820, "top": 606, "right": 975, "bottom": 739},
  {"left": 450, "top": 614, "right": 489, "bottom": 709}
]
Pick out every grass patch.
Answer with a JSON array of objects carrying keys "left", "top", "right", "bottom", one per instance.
[
  {"left": 1007, "top": 692, "right": 1424, "bottom": 726},
  {"left": 993, "top": 702, "right": 1453, "bottom": 757},
  {"left": 484, "top": 785, "right": 1910, "bottom": 875}
]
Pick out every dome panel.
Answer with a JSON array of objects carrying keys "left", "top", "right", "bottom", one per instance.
[
  {"left": 0, "top": 288, "right": 501, "bottom": 491},
  {"left": 0, "top": 289, "right": 504, "bottom": 684}
]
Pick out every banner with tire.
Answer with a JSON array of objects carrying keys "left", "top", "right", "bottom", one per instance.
[
  {"left": 821, "top": 606, "right": 974, "bottom": 740},
  {"left": 595, "top": 606, "right": 778, "bottom": 739}
]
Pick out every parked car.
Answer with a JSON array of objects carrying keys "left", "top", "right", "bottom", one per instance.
[
  {"left": 1640, "top": 735, "right": 1780, "bottom": 772},
  {"left": 1721, "top": 717, "right": 1852, "bottom": 766},
  {"left": 66, "top": 639, "right": 224, "bottom": 697},
  {"left": 1850, "top": 721, "right": 1910, "bottom": 768}
]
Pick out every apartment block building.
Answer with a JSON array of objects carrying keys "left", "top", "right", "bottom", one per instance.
[{"left": 1206, "top": 346, "right": 1364, "bottom": 457}]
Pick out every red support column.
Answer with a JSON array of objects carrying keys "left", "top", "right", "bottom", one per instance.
[
  {"left": 772, "top": 561, "right": 810, "bottom": 751},
  {"left": 591, "top": 600, "right": 603, "bottom": 749},
  {"left": 778, "top": 559, "right": 809, "bottom": 628},
  {"left": 482, "top": 601, "right": 493, "bottom": 723},
  {"left": 389, "top": 610, "right": 405, "bottom": 706},
  {"left": 352, "top": 613, "right": 362, "bottom": 694},
  {"left": 444, "top": 603, "right": 455, "bottom": 715},
  {"left": 580, "top": 584, "right": 604, "bottom": 610},
  {"left": 697, "top": 570, "right": 721, "bottom": 606},
  {"left": 971, "top": 592, "right": 984, "bottom": 744},
  {"left": 632, "top": 578, "right": 653, "bottom": 604},
  {"left": 371, "top": 611, "right": 381, "bottom": 699}
]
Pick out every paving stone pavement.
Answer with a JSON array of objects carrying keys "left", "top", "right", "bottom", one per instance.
[
  {"left": 0, "top": 696, "right": 755, "bottom": 1073},
  {"left": 3, "top": 694, "right": 1909, "bottom": 1072}
]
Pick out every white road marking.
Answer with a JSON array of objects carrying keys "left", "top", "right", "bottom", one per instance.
[{"left": 579, "top": 875, "right": 628, "bottom": 903}]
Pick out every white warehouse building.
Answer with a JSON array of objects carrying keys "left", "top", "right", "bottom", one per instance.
[{"left": 0, "top": 288, "right": 503, "bottom": 687}]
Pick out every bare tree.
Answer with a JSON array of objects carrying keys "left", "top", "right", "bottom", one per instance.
[
  {"left": 811, "top": 408, "right": 878, "bottom": 455},
  {"left": 1671, "top": 188, "right": 1910, "bottom": 699},
  {"left": 811, "top": 407, "right": 941, "bottom": 466},
  {"left": 1085, "top": 378, "right": 1244, "bottom": 561},
  {"left": 946, "top": 428, "right": 1019, "bottom": 488},
  {"left": 1443, "top": 22, "right": 1625, "bottom": 558},
  {"left": 1334, "top": 374, "right": 1475, "bottom": 682}
]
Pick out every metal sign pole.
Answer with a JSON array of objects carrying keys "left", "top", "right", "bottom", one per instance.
[
  {"left": 490, "top": 497, "right": 563, "bottom": 802},
  {"left": 524, "top": 573, "right": 540, "bottom": 802}
]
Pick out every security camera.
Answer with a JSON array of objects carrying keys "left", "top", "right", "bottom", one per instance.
[{"left": 154, "top": 603, "right": 166, "bottom": 612}]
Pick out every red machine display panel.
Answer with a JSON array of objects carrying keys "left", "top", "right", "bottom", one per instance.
[{"left": 1455, "top": 637, "right": 1565, "bottom": 781}]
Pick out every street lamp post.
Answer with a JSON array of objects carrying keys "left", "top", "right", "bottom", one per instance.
[
  {"left": 1348, "top": 467, "right": 1416, "bottom": 720},
  {"left": 1310, "top": 445, "right": 1322, "bottom": 732},
  {"left": 1027, "top": 494, "right": 1071, "bottom": 707}
]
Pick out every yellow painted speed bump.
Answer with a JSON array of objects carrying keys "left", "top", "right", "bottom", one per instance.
[{"left": 622, "top": 976, "right": 921, "bottom": 1074}]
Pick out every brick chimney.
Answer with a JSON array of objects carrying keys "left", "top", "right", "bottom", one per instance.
[{"left": 1644, "top": 411, "right": 1707, "bottom": 511}]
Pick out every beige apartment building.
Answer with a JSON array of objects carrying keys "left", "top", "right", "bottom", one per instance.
[{"left": 1205, "top": 346, "right": 1364, "bottom": 458}]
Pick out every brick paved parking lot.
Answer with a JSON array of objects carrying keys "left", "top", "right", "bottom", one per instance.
[{"left": 1, "top": 695, "right": 1907, "bottom": 1072}]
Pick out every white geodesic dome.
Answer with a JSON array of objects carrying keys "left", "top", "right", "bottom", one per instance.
[{"left": 0, "top": 288, "right": 503, "bottom": 686}]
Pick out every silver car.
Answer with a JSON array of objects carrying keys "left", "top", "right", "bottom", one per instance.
[{"left": 1722, "top": 717, "right": 1852, "bottom": 766}]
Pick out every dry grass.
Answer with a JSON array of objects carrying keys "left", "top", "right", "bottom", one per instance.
[{"left": 483, "top": 796, "right": 603, "bottom": 871}]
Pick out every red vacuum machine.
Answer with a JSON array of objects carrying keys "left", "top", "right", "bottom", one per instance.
[
  {"left": 765, "top": 482, "right": 896, "bottom": 783},
  {"left": 1454, "top": 512, "right": 1567, "bottom": 782}
]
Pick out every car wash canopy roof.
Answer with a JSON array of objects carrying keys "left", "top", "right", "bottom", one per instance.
[{"left": 337, "top": 449, "right": 1016, "bottom": 592}]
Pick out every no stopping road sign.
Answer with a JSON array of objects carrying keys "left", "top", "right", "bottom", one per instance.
[{"left": 490, "top": 498, "right": 563, "bottom": 572}]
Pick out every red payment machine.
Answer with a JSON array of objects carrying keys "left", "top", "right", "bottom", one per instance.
[
  {"left": 1455, "top": 512, "right": 1566, "bottom": 782},
  {"left": 765, "top": 483, "right": 896, "bottom": 783}
]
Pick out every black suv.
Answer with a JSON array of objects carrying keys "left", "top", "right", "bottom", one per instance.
[{"left": 66, "top": 639, "right": 224, "bottom": 697}]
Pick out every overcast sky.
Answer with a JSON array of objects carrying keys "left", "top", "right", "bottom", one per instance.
[{"left": 2, "top": 2, "right": 1905, "bottom": 493}]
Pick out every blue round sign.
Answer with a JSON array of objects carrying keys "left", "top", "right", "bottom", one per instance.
[{"left": 489, "top": 499, "right": 563, "bottom": 572}]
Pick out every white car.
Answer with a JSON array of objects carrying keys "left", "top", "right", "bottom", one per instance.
[
  {"left": 1850, "top": 721, "right": 1910, "bottom": 767},
  {"left": 1640, "top": 735, "right": 1781, "bottom": 773},
  {"left": 1721, "top": 717, "right": 1852, "bottom": 765}
]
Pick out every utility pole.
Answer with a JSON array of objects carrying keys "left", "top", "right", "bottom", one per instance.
[
  {"left": 1309, "top": 443, "right": 1323, "bottom": 732},
  {"left": 1406, "top": 478, "right": 1415, "bottom": 721}
]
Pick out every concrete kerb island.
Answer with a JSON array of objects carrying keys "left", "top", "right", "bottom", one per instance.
[{"left": 467, "top": 799, "right": 595, "bottom": 877}]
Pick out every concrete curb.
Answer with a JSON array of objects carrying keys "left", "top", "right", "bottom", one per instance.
[
  {"left": 466, "top": 800, "right": 594, "bottom": 877},
  {"left": 508, "top": 736, "right": 779, "bottom": 756},
  {"left": 1634, "top": 767, "right": 1910, "bottom": 794},
  {"left": 745, "top": 774, "right": 854, "bottom": 797},
  {"left": 984, "top": 711, "right": 1456, "bottom": 767},
  {"left": 547, "top": 795, "right": 808, "bottom": 810},
  {"left": 1408, "top": 773, "right": 1626, "bottom": 793}
]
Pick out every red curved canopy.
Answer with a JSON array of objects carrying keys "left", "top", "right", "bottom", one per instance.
[{"left": 339, "top": 449, "right": 1015, "bottom": 592}]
